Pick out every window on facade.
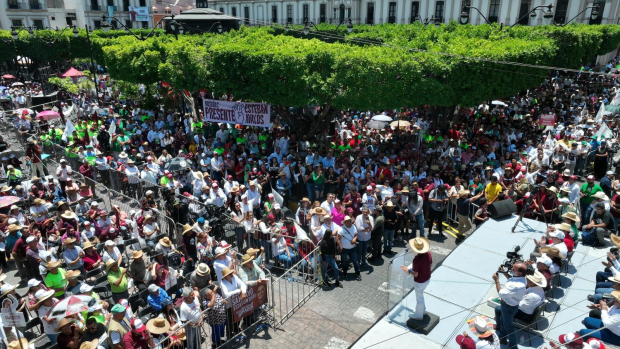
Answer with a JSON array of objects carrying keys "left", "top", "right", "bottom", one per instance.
[
  {"left": 7, "top": 0, "right": 19, "bottom": 9},
  {"left": 107, "top": 0, "right": 113, "bottom": 7},
  {"left": 123, "top": 0, "right": 129, "bottom": 11},
  {"left": 32, "top": 20, "right": 44, "bottom": 29},
  {"left": 320, "top": 3, "right": 326, "bottom": 23},
  {"left": 244, "top": 6, "right": 249, "bottom": 24},
  {"left": 303, "top": 4, "right": 309, "bottom": 22},
  {"left": 125, "top": 19, "right": 132, "bottom": 28},
  {"left": 231, "top": 6, "right": 236, "bottom": 16},
  {"left": 590, "top": 0, "right": 605, "bottom": 24},
  {"left": 434, "top": 1, "right": 444, "bottom": 22},
  {"left": 272, "top": 5, "right": 278, "bottom": 23},
  {"left": 516, "top": 0, "right": 531, "bottom": 25},
  {"left": 93, "top": 20, "right": 101, "bottom": 28},
  {"left": 388, "top": 2, "right": 396, "bottom": 23},
  {"left": 139, "top": 0, "right": 145, "bottom": 6},
  {"left": 219, "top": 7, "right": 224, "bottom": 13},
  {"left": 90, "top": 0, "right": 98, "bottom": 11},
  {"left": 29, "top": 0, "right": 41, "bottom": 9},
  {"left": 410, "top": 1, "right": 419, "bottom": 23},
  {"left": 142, "top": 21, "right": 148, "bottom": 28},
  {"left": 488, "top": 0, "right": 500, "bottom": 23},
  {"left": 553, "top": 0, "right": 569, "bottom": 24},
  {"left": 366, "top": 2, "right": 374, "bottom": 24},
  {"left": 286, "top": 4, "right": 292, "bottom": 23}
]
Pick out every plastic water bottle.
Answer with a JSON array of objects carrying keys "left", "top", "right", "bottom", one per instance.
[{"left": 520, "top": 335, "right": 525, "bottom": 345}]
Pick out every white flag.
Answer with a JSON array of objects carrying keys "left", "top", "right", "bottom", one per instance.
[
  {"left": 596, "top": 122, "right": 614, "bottom": 139},
  {"left": 108, "top": 121, "right": 116, "bottom": 136},
  {"left": 612, "top": 93, "right": 620, "bottom": 106},
  {"left": 61, "top": 119, "right": 75, "bottom": 142},
  {"left": 595, "top": 102, "right": 606, "bottom": 123}
]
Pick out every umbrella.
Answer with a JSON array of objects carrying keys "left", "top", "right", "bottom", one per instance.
[
  {"left": 2, "top": 74, "right": 15, "bottom": 79},
  {"left": 48, "top": 295, "right": 94, "bottom": 319},
  {"left": 11, "top": 82, "right": 23, "bottom": 87},
  {"left": 36, "top": 110, "right": 61, "bottom": 121},
  {"left": 0, "top": 149, "right": 24, "bottom": 160},
  {"left": 366, "top": 120, "right": 388, "bottom": 130},
  {"left": 491, "top": 100, "right": 507, "bottom": 106},
  {"left": 14, "top": 108, "right": 34, "bottom": 116},
  {"left": 605, "top": 105, "right": 620, "bottom": 114},
  {"left": 371, "top": 115, "right": 393, "bottom": 122},
  {"left": 390, "top": 120, "right": 411, "bottom": 128},
  {"left": 0, "top": 196, "right": 21, "bottom": 209},
  {"left": 164, "top": 157, "right": 193, "bottom": 171}
]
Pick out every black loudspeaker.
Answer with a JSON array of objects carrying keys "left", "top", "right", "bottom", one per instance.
[{"left": 488, "top": 199, "right": 518, "bottom": 219}]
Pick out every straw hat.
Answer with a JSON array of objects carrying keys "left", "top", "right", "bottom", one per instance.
[
  {"left": 467, "top": 315, "right": 494, "bottom": 338},
  {"left": 458, "top": 190, "right": 470, "bottom": 198},
  {"left": 8, "top": 339, "right": 30, "bottom": 349},
  {"left": 119, "top": 152, "right": 128, "bottom": 159},
  {"left": 343, "top": 216, "right": 353, "bottom": 223},
  {"left": 554, "top": 223, "right": 572, "bottom": 232},
  {"left": 146, "top": 318, "right": 170, "bottom": 335},
  {"left": 182, "top": 223, "right": 196, "bottom": 235},
  {"left": 0, "top": 283, "right": 17, "bottom": 297},
  {"left": 408, "top": 237, "right": 430, "bottom": 254},
  {"left": 61, "top": 210, "right": 76, "bottom": 220},
  {"left": 46, "top": 260, "right": 61, "bottom": 270},
  {"left": 130, "top": 250, "right": 144, "bottom": 259},
  {"left": 526, "top": 270, "right": 548, "bottom": 288},
  {"left": 79, "top": 339, "right": 99, "bottom": 349},
  {"left": 65, "top": 270, "right": 81, "bottom": 280},
  {"left": 548, "top": 186, "right": 558, "bottom": 194},
  {"left": 214, "top": 246, "right": 227, "bottom": 258},
  {"left": 196, "top": 263, "right": 210, "bottom": 276},
  {"left": 540, "top": 246, "right": 564, "bottom": 259},
  {"left": 611, "top": 290, "right": 620, "bottom": 303},
  {"left": 311, "top": 207, "right": 326, "bottom": 215},
  {"left": 240, "top": 254, "right": 254, "bottom": 266},
  {"left": 385, "top": 201, "right": 395, "bottom": 207},
  {"left": 34, "top": 289, "right": 54, "bottom": 307},
  {"left": 612, "top": 234, "right": 620, "bottom": 248},
  {"left": 33, "top": 198, "right": 45, "bottom": 205},
  {"left": 609, "top": 274, "right": 620, "bottom": 284},
  {"left": 7, "top": 224, "right": 22, "bottom": 233},
  {"left": 221, "top": 267, "right": 234, "bottom": 278},
  {"left": 82, "top": 241, "right": 94, "bottom": 250},
  {"left": 0, "top": 186, "right": 12, "bottom": 192},
  {"left": 105, "top": 260, "right": 117, "bottom": 271},
  {"left": 300, "top": 197, "right": 310, "bottom": 204},
  {"left": 562, "top": 211, "right": 580, "bottom": 222},
  {"left": 230, "top": 186, "right": 240, "bottom": 193},
  {"left": 63, "top": 237, "right": 77, "bottom": 245},
  {"left": 159, "top": 237, "right": 172, "bottom": 248},
  {"left": 54, "top": 318, "right": 74, "bottom": 332}
]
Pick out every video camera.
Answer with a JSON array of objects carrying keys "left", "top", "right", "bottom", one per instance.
[{"left": 502, "top": 245, "right": 523, "bottom": 270}]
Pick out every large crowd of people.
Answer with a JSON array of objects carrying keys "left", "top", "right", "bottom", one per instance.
[{"left": 2, "top": 54, "right": 620, "bottom": 349}]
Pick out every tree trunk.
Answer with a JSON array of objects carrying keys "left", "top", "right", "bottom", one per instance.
[{"left": 277, "top": 103, "right": 338, "bottom": 137}]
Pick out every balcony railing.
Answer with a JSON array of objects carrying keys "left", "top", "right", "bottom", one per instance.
[
  {"left": 6, "top": 0, "right": 46, "bottom": 9},
  {"left": 88, "top": 4, "right": 102, "bottom": 10},
  {"left": 46, "top": 0, "right": 63, "bottom": 8}
]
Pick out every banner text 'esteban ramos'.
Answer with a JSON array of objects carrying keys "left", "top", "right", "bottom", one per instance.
[{"left": 202, "top": 99, "right": 271, "bottom": 128}]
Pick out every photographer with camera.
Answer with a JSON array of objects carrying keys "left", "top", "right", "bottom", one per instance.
[{"left": 492, "top": 262, "right": 527, "bottom": 348}]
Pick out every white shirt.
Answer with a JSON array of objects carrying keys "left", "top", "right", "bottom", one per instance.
[
  {"left": 362, "top": 193, "right": 376, "bottom": 212},
  {"left": 602, "top": 305, "right": 620, "bottom": 336},
  {"left": 213, "top": 255, "right": 232, "bottom": 281},
  {"left": 318, "top": 222, "right": 340, "bottom": 242},
  {"left": 498, "top": 276, "right": 527, "bottom": 306},
  {"left": 220, "top": 274, "right": 248, "bottom": 309},
  {"left": 55, "top": 166, "right": 73, "bottom": 180},
  {"left": 271, "top": 236, "right": 288, "bottom": 256},
  {"left": 320, "top": 201, "right": 335, "bottom": 214},
  {"left": 518, "top": 286, "right": 545, "bottom": 315},
  {"left": 124, "top": 166, "right": 140, "bottom": 184},
  {"left": 339, "top": 224, "right": 357, "bottom": 249},
  {"left": 354, "top": 215, "right": 373, "bottom": 242},
  {"left": 179, "top": 297, "right": 202, "bottom": 324}
]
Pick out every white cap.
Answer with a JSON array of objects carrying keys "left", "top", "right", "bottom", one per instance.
[
  {"left": 7, "top": 218, "right": 17, "bottom": 225},
  {"left": 536, "top": 255, "right": 553, "bottom": 267},
  {"left": 549, "top": 230, "right": 566, "bottom": 240},
  {"left": 26, "top": 236, "right": 35, "bottom": 243},
  {"left": 608, "top": 170, "right": 615, "bottom": 175},
  {"left": 241, "top": 194, "right": 247, "bottom": 199},
  {"left": 91, "top": 202, "right": 99, "bottom": 206},
  {"left": 80, "top": 284, "right": 93, "bottom": 293},
  {"left": 27, "top": 279, "right": 42, "bottom": 288},
  {"left": 104, "top": 240, "right": 115, "bottom": 246},
  {"left": 274, "top": 204, "right": 281, "bottom": 209}
]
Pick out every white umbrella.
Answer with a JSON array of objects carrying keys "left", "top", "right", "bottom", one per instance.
[
  {"left": 491, "top": 100, "right": 507, "bottom": 106},
  {"left": 14, "top": 108, "right": 34, "bottom": 115},
  {"left": 371, "top": 115, "right": 393, "bottom": 122}
]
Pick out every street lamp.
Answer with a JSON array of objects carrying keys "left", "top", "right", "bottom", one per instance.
[
  {"left": 459, "top": 6, "right": 492, "bottom": 24},
  {"left": 33, "top": 25, "right": 79, "bottom": 45},
  {"left": 206, "top": 21, "right": 223, "bottom": 33},
  {"left": 553, "top": 5, "right": 598, "bottom": 26},
  {"left": 285, "top": 22, "right": 291, "bottom": 31},
  {"left": 1, "top": 26, "right": 34, "bottom": 43},
  {"left": 334, "top": 18, "right": 353, "bottom": 33},
  {"left": 509, "top": 4, "right": 554, "bottom": 28}
]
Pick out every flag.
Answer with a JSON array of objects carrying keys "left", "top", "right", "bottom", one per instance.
[
  {"left": 611, "top": 93, "right": 620, "bottom": 106},
  {"left": 62, "top": 119, "right": 75, "bottom": 142},
  {"left": 595, "top": 102, "right": 606, "bottom": 123},
  {"left": 596, "top": 122, "right": 613, "bottom": 139},
  {"left": 83, "top": 126, "right": 90, "bottom": 145},
  {"left": 581, "top": 105, "right": 587, "bottom": 118},
  {"left": 108, "top": 120, "right": 116, "bottom": 136}
]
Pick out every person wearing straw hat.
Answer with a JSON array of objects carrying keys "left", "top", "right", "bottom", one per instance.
[
  {"left": 456, "top": 315, "right": 498, "bottom": 349},
  {"left": 44, "top": 259, "right": 67, "bottom": 298},
  {"left": 35, "top": 289, "right": 59, "bottom": 343},
  {"left": 339, "top": 216, "right": 361, "bottom": 281},
  {"left": 509, "top": 270, "right": 547, "bottom": 323},
  {"left": 455, "top": 189, "right": 484, "bottom": 243},
  {"left": 63, "top": 237, "right": 85, "bottom": 274},
  {"left": 106, "top": 260, "right": 129, "bottom": 303},
  {"left": 56, "top": 318, "right": 81, "bottom": 349},
  {"left": 400, "top": 237, "right": 432, "bottom": 320},
  {"left": 578, "top": 290, "right": 620, "bottom": 345},
  {"left": 589, "top": 274, "right": 620, "bottom": 305},
  {"left": 189, "top": 263, "right": 212, "bottom": 291},
  {"left": 146, "top": 318, "right": 182, "bottom": 349},
  {"left": 562, "top": 211, "right": 581, "bottom": 240}
]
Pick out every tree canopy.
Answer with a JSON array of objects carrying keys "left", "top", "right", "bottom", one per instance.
[{"left": 2, "top": 22, "right": 620, "bottom": 110}]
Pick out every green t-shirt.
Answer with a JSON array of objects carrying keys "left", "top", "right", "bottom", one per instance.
[
  {"left": 107, "top": 267, "right": 128, "bottom": 293},
  {"left": 580, "top": 183, "right": 603, "bottom": 204},
  {"left": 45, "top": 268, "right": 67, "bottom": 297},
  {"left": 313, "top": 172, "right": 325, "bottom": 184},
  {"left": 112, "top": 135, "right": 129, "bottom": 152}
]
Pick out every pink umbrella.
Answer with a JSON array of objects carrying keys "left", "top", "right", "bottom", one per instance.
[
  {"left": 1, "top": 74, "right": 15, "bottom": 79},
  {"left": 61, "top": 67, "right": 84, "bottom": 78},
  {"left": 62, "top": 296, "right": 88, "bottom": 317},
  {"left": 36, "top": 110, "right": 61, "bottom": 121}
]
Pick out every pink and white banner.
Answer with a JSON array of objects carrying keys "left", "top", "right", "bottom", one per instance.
[{"left": 202, "top": 99, "right": 271, "bottom": 128}]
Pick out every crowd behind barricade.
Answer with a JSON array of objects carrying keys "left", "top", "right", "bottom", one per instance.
[{"left": 5, "top": 56, "right": 620, "bottom": 349}]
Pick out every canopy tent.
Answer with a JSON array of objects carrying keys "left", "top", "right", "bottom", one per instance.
[{"left": 61, "top": 67, "right": 84, "bottom": 78}]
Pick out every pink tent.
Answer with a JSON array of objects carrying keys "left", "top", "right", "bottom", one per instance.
[{"left": 61, "top": 67, "right": 84, "bottom": 78}]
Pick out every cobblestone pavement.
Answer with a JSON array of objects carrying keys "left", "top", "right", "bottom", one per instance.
[{"left": 222, "top": 231, "right": 458, "bottom": 349}]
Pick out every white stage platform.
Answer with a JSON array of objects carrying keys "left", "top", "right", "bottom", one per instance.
[{"left": 351, "top": 215, "right": 616, "bottom": 349}]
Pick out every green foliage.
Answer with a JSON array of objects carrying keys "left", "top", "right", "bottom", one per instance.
[
  {"left": 3, "top": 24, "right": 620, "bottom": 109},
  {"left": 49, "top": 77, "right": 79, "bottom": 94}
]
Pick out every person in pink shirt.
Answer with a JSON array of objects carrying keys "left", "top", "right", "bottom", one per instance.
[{"left": 331, "top": 199, "right": 346, "bottom": 226}]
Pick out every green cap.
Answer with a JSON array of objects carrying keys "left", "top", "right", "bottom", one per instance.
[
  {"left": 521, "top": 151, "right": 528, "bottom": 155},
  {"left": 111, "top": 304, "right": 127, "bottom": 313}
]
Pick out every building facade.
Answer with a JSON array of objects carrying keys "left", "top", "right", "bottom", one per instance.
[
  {"left": 0, "top": 0, "right": 154, "bottom": 31},
  {"left": 208, "top": 0, "right": 620, "bottom": 27}
]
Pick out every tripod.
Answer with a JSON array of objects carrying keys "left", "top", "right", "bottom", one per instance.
[{"left": 511, "top": 185, "right": 550, "bottom": 233}]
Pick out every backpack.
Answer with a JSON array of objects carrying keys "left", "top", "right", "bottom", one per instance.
[{"left": 581, "top": 229, "right": 598, "bottom": 246}]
